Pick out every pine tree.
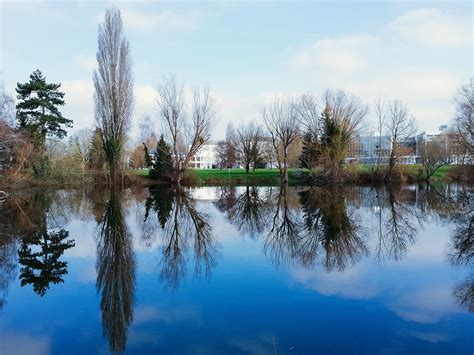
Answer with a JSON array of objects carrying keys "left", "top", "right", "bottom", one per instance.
[
  {"left": 143, "top": 143, "right": 153, "bottom": 168},
  {"left": 300, "top": 130, "right": 320, "bottom": 170},
  {"left": 16, "top": 69, "right": 72, "bottom": 150},
  {"left": 18, "top": 228, "right": 75, "bottom": 296},
  {"left": 149, "top": 135, "right": 173, "bottom": 180}
]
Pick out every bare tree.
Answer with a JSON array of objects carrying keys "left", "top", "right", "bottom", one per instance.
[
  {"left": 263, "top": 96, "right": 301, "bottom": 183},
  {"left": 157, "top": 75, "right": 216, "bottom": 184},
  {"left": 319, "top": 90, "right": 367, "bottom": 181},
  {"left": 93, "top": 7, "right": 133, "bottom": 183},
  {"left": 383, "top": 99, "right": 417, "bottom": 180},
  {"left": 0, "top": 82, "right": 14, "bottom": 127},
  {"left": 297, "top": 94, "right": 320, "bottom": 138},
  {"left": 297, "top": 94, "right": 321, "bottom": 174},
  {"left": 235, "top": 121, "right": 264, "bottom": 173},
  {"left": 215, "top": 140, "right": 227, "bottom": 169},
  {"left": 0, "top": 86, "right": 33, "bottom": 180},
  {"left": 71, "top": 128, "right": 93, "bottom": 181},
  {"left": 374, "top": 98, "right": 388, "bottom": 169},
  {"left": 453, "top": 77, "right": 474, "bottom": 154},
  {"left": 419, "top": 139, "right": 451, "bottom": 181},
  {"left": 224, "top": 121, "right": 237, "bottom": 168},
  {"left": 137, "top": 115, "right": 157, "bottom": 146},
  {"left": 322, "top": 90, "right": 366, "bottom": 143}
]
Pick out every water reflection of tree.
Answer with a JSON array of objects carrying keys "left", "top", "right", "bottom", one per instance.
[
  {"left": 96, "top": 188, "right": 136, "bottom": 353},
  {"left": 18, "top": 228, "right": 74, "bottom": 296},
  {"left": 298, "top": 187, "right": 366, "bottom": 271},
  {"left": 264, "top": 184, "right": 302, "bottom": 267},
  {"left": 262, "top": 185, "right": 366, "bottom": 271},
  {"left": 373, "top": 185, "right": 420, "bottom": 263},
  {"left": 0, "top": 233, "right": 18, "bottom": 310},
  {"left": 0, "top": 195, "right": 27, "bottom": 309},
  {"left": 143, "top": 187, "right": 218, "bottom": 290},
  {"left": 417, "top": 184, "right": 460, "bottom": 221},
  {"left": 454, "top": 274, "right": 474, "bottom": 312},
  {"left": 2, "top": 191, "right": 76, "bottom": 297},
  {"left": 449, "top": 189, "right": 474, "bottom": 312},
  {"left": 216, "top": 186, "right": 273, "bottom": 238}
]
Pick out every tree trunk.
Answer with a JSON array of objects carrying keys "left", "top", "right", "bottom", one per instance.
[
  {"left": 282, "top": 147, "right": 289, "bottom": 183},
  {"left": 109, "top": 160, "right": 120, "bottom": 185}
]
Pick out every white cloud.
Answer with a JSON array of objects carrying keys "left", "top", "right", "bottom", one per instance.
[
  {"left": 342, "top": 69, "right": 460, "bottom": 131},
  {"left": 388, "top": 8, "right": 472, "bottom": 47},
  {"left": 75, "top": 55, "right": 97, "bottom": 72},
  {"left": 134, "top": 84, "right": 156, "bottom": 113},
  {"left": 0, "top": 331, "right": 50, "bottom": 355},
  {"left": 286, "top": 7, "right": 470, "bottom": 132},
  {"left": 133, "top": 305, "right": 200, "bottom": 325},
  {"left": 212, "top": 91, "right": 261, "bottom": 137},
  {"left": 388, "top": 285, "right": 462, "bottom": 323},
  {"left": 96, "top": 8, "right": 200, "bottom": 32},
  {"left": 291, "top": 34, "right": 378, "bottom": 75},
  {"left": 292, "top": 265, "right": 380, "bottom": 300},
  {"left": 61, "top": 80, "right": 160, "bottom": 138},
  {"left": 62, "top": 79, "right": 95, "bottom": 131}
]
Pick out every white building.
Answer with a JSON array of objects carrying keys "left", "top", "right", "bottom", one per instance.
[{"left": 190, "top": 143, "right": 218, "bottom": 169}]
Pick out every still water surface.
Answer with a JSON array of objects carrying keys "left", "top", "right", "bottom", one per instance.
[{"left": 0, "top": 184, "right": 473, "bottom": 354}]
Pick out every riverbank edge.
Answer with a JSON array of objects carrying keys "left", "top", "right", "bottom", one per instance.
[{"left": 2, "top": 165, "right": 471, "bottom": 191}]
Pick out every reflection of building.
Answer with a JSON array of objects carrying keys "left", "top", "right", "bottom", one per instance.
[
  {"left": 190, "top": 187, "right": 220, "bottom": 201},
  {"left": 191, "top": 143, "right": 217, "bottom": 169}
]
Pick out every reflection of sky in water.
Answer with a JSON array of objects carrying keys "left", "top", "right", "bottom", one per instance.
[{"left": 0, "top": 185, "right": 472, "bottom": 354}]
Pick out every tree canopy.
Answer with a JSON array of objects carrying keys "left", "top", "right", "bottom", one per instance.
[{"left": 16, "top": 69, "right": 71, "bottom": 148}]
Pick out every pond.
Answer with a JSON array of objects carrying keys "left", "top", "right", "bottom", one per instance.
[{"left": 0, "top": 184, "right": 473, "bottom": 354}]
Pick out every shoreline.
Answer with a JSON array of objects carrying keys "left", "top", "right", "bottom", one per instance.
[{"left": 2, "top": 165, "right": 471, "bottom": 191}]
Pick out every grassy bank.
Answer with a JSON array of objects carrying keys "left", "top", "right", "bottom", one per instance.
[
  {"left": 132, "top": 167, "right": 309, "bottom": 185},
  {"left": 4, "top": 164, "right": 465, "bottom": 191},
  {"left": 133, "top": 164, "right": 467, "bottom": 186}
]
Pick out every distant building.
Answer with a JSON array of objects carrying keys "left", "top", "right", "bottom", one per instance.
[
  {"left": 190, "top": 143, "right": 217, "bottom": 169},
  {"left": 416, "top": 125, "right": 471, "bottom": 164},
  {"left": 345, "top": 124, "right": 473, "bottom": 165},
  {"left": 346, "top": 133, "right": 392, "bottom": 164}
]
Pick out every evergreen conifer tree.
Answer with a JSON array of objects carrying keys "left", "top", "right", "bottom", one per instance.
[
  {"left": 143, "top": 143, "right": 153, "bottom": 168},
  {"left": 16, "top": 69, "right": 72, "bottom": 150},
  {"left": 18, "top": 228, "right": 75, "bottom": 296},
  {"left": 150, "top": 135, "right": 173, "bottom": 181}
]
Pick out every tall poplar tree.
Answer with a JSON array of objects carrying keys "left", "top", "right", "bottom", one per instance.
[{"left": 93, "top": 7, "right": 133, "bottom": 183}]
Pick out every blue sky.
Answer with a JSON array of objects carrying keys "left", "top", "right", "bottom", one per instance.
[{"left": 1, "top": 0, "right": 472, "bottom": 140}]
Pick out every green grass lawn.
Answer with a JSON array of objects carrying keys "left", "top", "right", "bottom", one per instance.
[
  {"left": 195, "top": 168, "right": 307, "bottom": 178},
  {"left": 133, "top": 168, "right": 150, "bottom": 177},
  {"left": 132, "top": 164, "right": 458, "bottom": 185}
]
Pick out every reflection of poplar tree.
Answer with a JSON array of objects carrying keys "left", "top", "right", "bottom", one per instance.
[
  {"left": 96, "top": 188, "right": 136, "bottom": 353},
  {"left": 18, "top": 229, "right": 74, "bottom": 296}
]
